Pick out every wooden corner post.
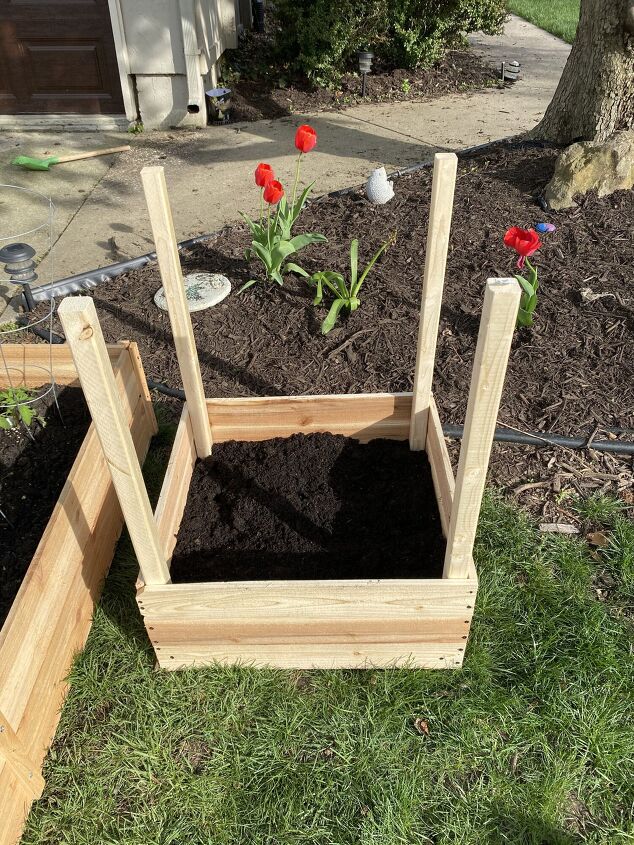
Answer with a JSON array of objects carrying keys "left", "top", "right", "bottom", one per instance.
[
  {"left": 140, "top": 165, "right": 212, "bottom": 459},
  {"left": 58, "top": 297, "right": 171, "bottom": 586},
  {"left": 443, "top": 278, "right": 520, "bottom": 579},
  {"left": 409, "top": 152, "right": 458, "bottom": 450}
]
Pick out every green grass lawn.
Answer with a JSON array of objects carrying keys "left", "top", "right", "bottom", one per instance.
[
  {"left": 507, "top": 0, "right": 580, "bottom": 43},
  {"left": 22, "top": 420, "right": 634, "bottom": 845}
]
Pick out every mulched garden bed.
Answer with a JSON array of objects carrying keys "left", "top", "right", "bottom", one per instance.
[
  {"left": 0, "top": 387, "right": 90, "bottom": 626},
  {"left": 170, "top": 434, "right": 445, "bottom": 583},
  {"left": 33, "top": 143, "right": 633, "bottom": 514},
  {"left": 224, "top": 35, "right": 499, "bottom": 122}
]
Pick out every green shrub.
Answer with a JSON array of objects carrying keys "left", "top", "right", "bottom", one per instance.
[{"left": 272, "top": 0, "right": 506, "bottom": 85}]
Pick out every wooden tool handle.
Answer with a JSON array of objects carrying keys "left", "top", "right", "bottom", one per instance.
[{"left": 55, "top": 145, "right": 131, "bottom": 163}]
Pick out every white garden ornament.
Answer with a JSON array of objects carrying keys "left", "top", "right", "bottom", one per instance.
[
  {"left": 154, "top": 272, "right": 231, "bottom": 312},
  {"left": 366, "top": 166, "right": 394, "bottom": 204}
]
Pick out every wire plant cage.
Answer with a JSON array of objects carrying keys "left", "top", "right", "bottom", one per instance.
[{"left": 0, "top": 184, "right": 60, "bottom": 438}]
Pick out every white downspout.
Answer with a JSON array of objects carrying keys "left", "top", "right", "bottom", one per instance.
[{"left": 179, "top": 0, "right": 205, "bottom": 115}]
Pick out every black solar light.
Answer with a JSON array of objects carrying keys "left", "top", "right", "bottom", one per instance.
[
  {"left": 358, "top": 51, "right": 374, "bottom": 97},
  {"left": 500, "top": 60, "right": 521, "bottom": 82},
  {"left": 0, "top": 242, "right": 37, "bottom": 311}
]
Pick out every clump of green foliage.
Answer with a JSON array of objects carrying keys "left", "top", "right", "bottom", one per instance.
[
  {"left": 0, "top": 387, "right": 45, "bottom": 431},
  {"left": 272, "top": 0, "right": 506, "bottom": 85},
  {"left": 309, "top": 235, "right": 394, "bottom": 333}
]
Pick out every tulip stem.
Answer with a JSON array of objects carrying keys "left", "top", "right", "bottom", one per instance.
[
  {"left": 260, "top": 188, "right": 264, "bottom": 227},
  {"left": 291, "top": 152, "right": 302, "bottom": 213}
]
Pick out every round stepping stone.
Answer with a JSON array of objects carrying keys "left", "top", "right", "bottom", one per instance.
[{"left": 154, "top": 272, "right": 231, "bottom": 312}]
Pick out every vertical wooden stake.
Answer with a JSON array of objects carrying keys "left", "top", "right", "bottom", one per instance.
[
  {"left": 58, "top": 297, "right": 171, "bottom": 586},
  {"left": 140, "top": 166, "right": 212, "bottom": 459},
  {"left": 443, "top": 278, "right": 520, "bottom": 579},
  {"left": 409, "top": 152, "right": 458, "bottom": 450}
]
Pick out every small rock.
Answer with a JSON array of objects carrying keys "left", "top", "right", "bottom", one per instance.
[
  {"left": 539, "top": 523, "right": 579, "bottom": 534},
  {"left": 544, "top": 130, "right": 634, "bottom": 210}
]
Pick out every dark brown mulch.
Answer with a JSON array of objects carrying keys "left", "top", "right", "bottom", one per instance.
[
  {"left": 170, "top": 434, "right": 445, "bottom": 583},
  {"left": 0, "top": 387, "right": 90, "bottom": 627},
  {"left": 225, "top": 44, "right": 499, "bottom": 122},
  {"left": 33, "top": 143, "right": 633, "bottom": 510}
]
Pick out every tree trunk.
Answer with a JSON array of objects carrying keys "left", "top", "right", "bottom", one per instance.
[{"left": 528, "top": 0, "right": 634, "bottom": 144}]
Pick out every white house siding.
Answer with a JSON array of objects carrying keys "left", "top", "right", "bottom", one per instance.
[{"left": 118, "top": 0, "right": 238, "bottom": 128}]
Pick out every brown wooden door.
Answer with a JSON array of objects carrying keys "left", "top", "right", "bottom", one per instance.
[{"left": 0, "top": 0, "right": 124, "bottom": 114}]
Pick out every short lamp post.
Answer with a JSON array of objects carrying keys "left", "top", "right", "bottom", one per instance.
[
  {"left": 0, "top": 242, "right": 38, "bottom": 311},
  {"left": 358, "top": 51, "right": 374, "bottom": 97}
]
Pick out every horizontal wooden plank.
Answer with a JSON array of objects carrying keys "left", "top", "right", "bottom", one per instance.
[
  {"left": 206, "top": 393, "right": 412, "bottom": 442},
  {"left": 155, "top": 642, "right": 465, "bottom": 670},
  {"left": 149, "top": 620, "right": 470, "bottom": 645},
  {"left": 139, "top": 578, "right": 476, "bottom": 624},
  {"left": 426, "top": 395, "right": 455, "bottom": 536},
  {"left": 154, "top": 405, "right": 196, "bottom": 564},
  {"left": 0, "top": 343, "right": 126, "bottom": 387}
]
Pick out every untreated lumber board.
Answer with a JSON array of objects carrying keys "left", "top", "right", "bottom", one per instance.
[
  {"left": 426, "top": 395, "right": 455, "bottom": 536},
  {"left": 0, "top": 710, "right": 44, "bottom": 799},
  {"left": 154, "top": 642, "right": 466, "bottom": 670},
  {"left": 206, "top": 393, "right": 412, "bottom": 442},
  {"left": 141, "top": 166, "right": 212, "bottom": 458},
  {"left": 410, "top": 153, "right": 457, "bottom": 449},
  {"left": 0, "top": 343, "right": 125, "bottom": 388},
  {"left": 0, "top": 763, "right": 33, "bottom": 845},
  {"left": 444, "top": 279, "right": 520, "bottom": 579},
  {"left": 139, "top": 579, "right": 475, "bottom": 621},
  {"left": 154, "top": 404, "right": 196, "bottom": 564},
  {"left": 58, "top": 297, "right": 170, "bottom": 587},
  {"left": 139, "top": 578, "right": 474, "bottom": 670}
]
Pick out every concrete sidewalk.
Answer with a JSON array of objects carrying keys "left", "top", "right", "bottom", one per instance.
[{"left": 0, "top": 15, "right": 570, "bottom": 311}]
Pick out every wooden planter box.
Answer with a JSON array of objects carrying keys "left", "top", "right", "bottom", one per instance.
[
  {"left": 141, "top": 392, "right": 476, "bottom": 670},
  {"left": 57, "top": 157, "right": 520, "bottom": 676},
  {"left": 0, "top": 343, "right": 156, "bottom": 845}
]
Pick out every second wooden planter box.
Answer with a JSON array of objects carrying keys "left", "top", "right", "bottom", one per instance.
[{"left": 0, "top": 342, "right": 156, "bottom": 845}]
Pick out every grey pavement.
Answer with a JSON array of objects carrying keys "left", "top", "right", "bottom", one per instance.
[{"left": 0, "top": 15, "right": 570, "bottom": 317}]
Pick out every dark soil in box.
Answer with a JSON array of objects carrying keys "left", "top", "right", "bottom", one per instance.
[
  {"left": 0, "top": 387, "right": 90, "bottom": 627},
  {"left": 170, "top": 434, "right": 446, "bottom": 583}
]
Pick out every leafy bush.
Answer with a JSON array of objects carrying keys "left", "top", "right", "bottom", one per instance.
[{"left": 272, "top": 0, "right": 506, "bottom": 85}]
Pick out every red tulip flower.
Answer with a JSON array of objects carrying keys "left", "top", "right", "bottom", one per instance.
[
  {"left": 254, "top": 162, "right": 274, "bottom": 187},
  {"left": 263, "top": 179, "right": 284, "bottom": 205},
  {"left": 294, "top": 125, "right": 317, "bottom": 154},
  {"left": 503, "top": 226, "right": 542, "bottom": 269}
]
